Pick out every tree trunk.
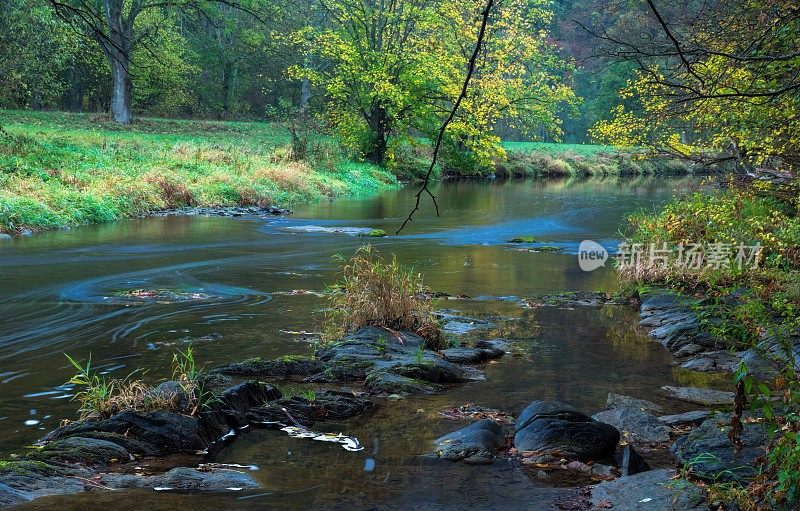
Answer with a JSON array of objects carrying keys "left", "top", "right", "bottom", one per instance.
[
  {"left": 366, "top": 105, "right": 388, "bottom": 165},
  {"left": 109, "top": 58, "right": 132, "bottom": 124}
]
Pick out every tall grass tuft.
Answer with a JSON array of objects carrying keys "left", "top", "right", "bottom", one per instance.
[{"left": 324, "top": 245, "right": 444, "bottom": 349}]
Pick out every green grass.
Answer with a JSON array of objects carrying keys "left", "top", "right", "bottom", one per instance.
[
  {"left": 0, "top": 110, "right": 398, "bottom": 234},
  {"left": 501, "top": 141, "right": 616, "bottom": 156}
]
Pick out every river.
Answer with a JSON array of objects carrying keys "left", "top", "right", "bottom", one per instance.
[{"left": 0, "top": 177, "right": 705, "bottom": 509}]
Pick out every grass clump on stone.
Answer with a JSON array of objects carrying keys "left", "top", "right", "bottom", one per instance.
[{"left": 324, "top": 245, "right": 443, "bottom": 349}]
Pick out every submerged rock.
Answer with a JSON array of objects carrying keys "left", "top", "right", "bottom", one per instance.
[
  {"left": 592, "top": 407, "right": 671, "bottom": 444},
  {"left": 672, "top": 413, "right": 767, "bottom": 483},
  {"left": 433, "top": 419, "right": 507, "bottom": 464},
  {"left": 101, "top": 467, "right": 260, "bottom": 492},
  {"left": 364, "top": 370, "right": 443, "bottom": 395},
  {"left": 661, "top": 385, "right": 735, "bottom": 406},
  {"left": 439, "top": 339, "right": 506, "bottom": 364},
  {"left": 590, "top": 468, "right": 706, "bottom": 511},
  {"left": 514, "top": 400, "right": 620, "bottom": 461},
  {"left": 247, "top": 390, "right": 372, "bottom": 425}
]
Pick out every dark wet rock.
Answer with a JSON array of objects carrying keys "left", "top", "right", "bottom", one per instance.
[
  {"left": 639, "top": 292, "right": 697, "bottom": 313},
  {"left": 0, "top": 482, "right": 29, "bottom": 506},
  {"left": 27, "top": 436, "right": 132, "bottom": 465},
  {"left": 672, "top": 413, "right": 767, "bottom": 482},
  {"left": 41, "top": 381, "right": 280, "bottom": 454},
  {"left": 247, "top": 390, "right": 372, "bottom": 425},
  {"left": 681, "top": 351, "right": 743, "bottom": 373},
  {"left": 592, "top": 408, "right": 671, "bottom": 444},
  {"left": 658, "top": 410, "right": 711, "bottom": 427},
  {"left": 153, "top": 380, "right": 192, "bottom": 412},
  {"left": 364, "top": 370, "right": 443, "bottom": 395},
  {"left": 529, "top": 291, "right": 628, "bottom": 308},
  {"left": 440, "top": 347, "right": 490, "bottom": 364},
  {"left": 435, "top": 311, "right": 491, "bottom": 335},
  {"left": 614, "top": 445, "right": 650, "bottom": 477},
  {"left": 661, "top": 386, "right": 735, "bottom": 406},
  {"left": 433, "top": 419, "right": 507, "bottom": 464},
  {"left": 590, "top": 468, "right": 706, "bottom": 511},
  {"left": 68, "top": 431, "right": 161, "bottom": 456},
  {"left": 0, "top": 460, "right": 88, "bottom": 503},
  {"left": 474, "top": 338, "right": 508, "bottom": 353},
  {"left": 152, "top": 205, "right": 290, "bottom": 218},
  {"left": 514, "top": 400, "right": 620, "bottom": 460},
  {"left": 214, "top": 356, "right": 323, "bottom": 379},
  {"left": 42, "top": 411, "right": 207, "bottom": 453},
  {"left": 605, "top": 393, "right": 662, "bottom": 414},
  {"left": 310, "top": 327, "right": 483, "bottom": 391},
  {"left": 102, "top": 466, "right": 260, "bottom": 491},
  {"left": 283, "top": 225, "right": 377, "bottom": 236},
  {"left": 673, "top": 343, "right": 706, "bottom": 357}
]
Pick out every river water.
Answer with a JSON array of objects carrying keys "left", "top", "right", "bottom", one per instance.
[{"left": 0, "top": 177, "right": 707, "bottom": 509}]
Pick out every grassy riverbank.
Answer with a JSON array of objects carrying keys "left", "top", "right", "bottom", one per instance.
[
  {"left": 0, "top": 110, "right": 398, "bottom": 234},
  {"left": 0, "top": 109, "right": 705, "bottom": 235},
  {"left": 620, "top": 177, "right": 800, "bottom": 507}
]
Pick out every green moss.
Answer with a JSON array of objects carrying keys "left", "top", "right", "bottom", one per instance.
[
  {"left": 357, "top": 228, "right": 386, "bottom": 237},
  {"left": 534, "top": 245, "right": 562, "bottom": 252},
  {"left": 508, "top": 235, "right": 538, "bottom": 243}
]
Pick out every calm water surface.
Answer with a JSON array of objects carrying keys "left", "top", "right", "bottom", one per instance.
[{"left": 0, "top": 177, "right": 705, "bottom": 510}]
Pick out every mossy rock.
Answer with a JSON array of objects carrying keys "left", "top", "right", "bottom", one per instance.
[
  {"left": 364, "top": 370, "right": 443, "bottom": 395},
  {"left": 508, "top": 236, "right": 538, "bottom": 243},
  {"left": 26, "top": 437, "right": 132, "bottom": 466},
  {"left": 533, "top": 245, "right": 562, "bottom": 252},
  {"left": 356, "top": 228, "right": 386, "bottom": 237}
]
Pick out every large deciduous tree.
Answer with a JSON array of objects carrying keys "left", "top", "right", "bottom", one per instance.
[
  {"left": 587, "top": 0, "right": 800, "bottom": 173},
  {"left": 293, "top": 0, "right": 575, "bottom": 167},
  {"left": 48, "top": 0, "right": 267, "bottom": 124}
]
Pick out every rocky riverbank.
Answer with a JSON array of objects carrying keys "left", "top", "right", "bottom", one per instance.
[{"left": 0, "top": 294, "right": 774, "bottom": 509}]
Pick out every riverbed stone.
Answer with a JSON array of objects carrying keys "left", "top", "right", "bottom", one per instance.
[
  {"left": 514, "top": 400, "right": 620, "bottom": 460},
  {"left": 661, "top": 386, "right": 735, "bottom": 406},
  {"left": 214, "top": 356, "right": 324, "bottom": 379},
  {"left": 605, "top": 393, "right": 662, "bottom": 414},
  {"left": 364, "top": 370, "right": 443, "bottom": 395},
  {"left": 672, "top": 413, "right": 767, "bottom": 482},
  {"left": 590, "top": 469, "right": 706, "bottom": 511},
  {"left": 27, "top": 436, "right": 133, "bottom": 465},
  {"left": 681, "top": 351, "right": 743, "bottom": 373},
  {"left": 247, "top": 390, "right": 372, "bottom": 425},
  {"left": 592, "top": 408, "right": 671, "bottom": 444},
  {"left": 433, "top": 419, "right": 507, "bottom": 464},
  {"left": 657, "top": 410, "right": 711, "bottom": 427},
  {"left": 439, "top": 344, "right": 504, "bottom": 364}
]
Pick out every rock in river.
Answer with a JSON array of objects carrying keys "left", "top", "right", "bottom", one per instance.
[
  {"left": 590, "top": 468, "right": 706, "bottom": 511},
  {"left": 592, "top": 407, "right": 671, "bottom": 444},
  {"left": 661, "top": 385, "right": 735, "bottom": 406},
  {"left": 672, "top": 413, "right": 767, "bottom": 482},
  {"left": 514, "top": 400, "right": 620, "bottom": 461},
  {"left": 433, "top": 419, "right": 507, "bottom": 464}
]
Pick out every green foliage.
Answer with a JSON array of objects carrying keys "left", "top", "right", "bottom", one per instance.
[
  {"left": 622, "top": 177, "right": 800, "bottom": 508},
  {"left": 292, "top": 0, "right": 575, "bottom": 166},
  {"left": 324, "top": 245, "right": 444, "bottom": 349}
]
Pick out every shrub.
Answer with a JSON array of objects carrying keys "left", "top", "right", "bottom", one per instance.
[{"left": 324, "top": 245, "right": 443, "bottom": 349}]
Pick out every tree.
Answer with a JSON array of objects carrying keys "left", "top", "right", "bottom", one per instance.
[
  {"left": 48, "top": 0, "right": 268, "bottom": 124},
  {"left": 587, "top": 0, "right": 800, "bottom": 172},
  {"left": 294, "top": 0, "right": 575, "bottom": 167}
]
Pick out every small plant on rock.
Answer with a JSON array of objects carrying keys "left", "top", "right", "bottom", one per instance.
[{"left": 324, "top": 245, "right": 444, "bottom": 349}]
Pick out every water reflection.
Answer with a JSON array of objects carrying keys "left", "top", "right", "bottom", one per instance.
[{"left": 1, "top": 177, "right": 700, "bottom": 510}]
